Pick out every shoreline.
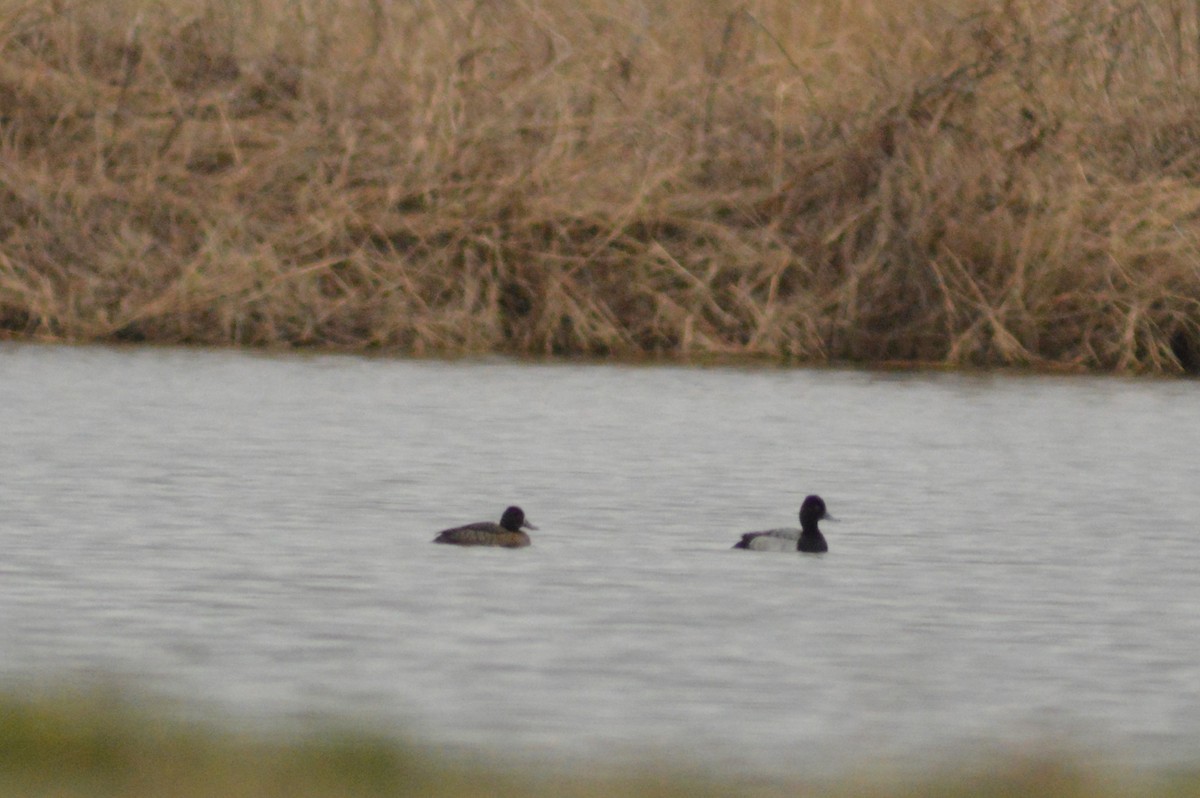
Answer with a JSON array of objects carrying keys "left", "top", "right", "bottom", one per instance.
[{"left": 4, "top": 335, "right": 1191, "bottom": 381}]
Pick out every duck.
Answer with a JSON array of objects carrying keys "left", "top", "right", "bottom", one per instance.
[
  {"left": 432, "top": 506, "right": 536, "bottom": 548},
  {"left": 732, "top": 495, "right": 834, "bottom": 553}
]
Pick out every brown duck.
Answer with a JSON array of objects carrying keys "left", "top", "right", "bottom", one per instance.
[{"left": 432, "top": 506, "right": 536, "bottom": 548}]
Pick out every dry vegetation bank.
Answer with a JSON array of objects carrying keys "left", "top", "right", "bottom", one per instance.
[{"left": 2, "top": 0, "right": 1200, "bottom": 371}]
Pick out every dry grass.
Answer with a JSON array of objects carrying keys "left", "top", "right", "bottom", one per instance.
[{"left": 2, "top": 0, "right": 1200, "bottom": 371}]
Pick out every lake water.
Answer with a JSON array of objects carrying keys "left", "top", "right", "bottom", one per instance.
[{"left": 2, "top": 344, "right": 1199, "bottom": 779}]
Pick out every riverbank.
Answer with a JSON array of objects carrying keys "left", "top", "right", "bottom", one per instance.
[
  {"left": 2, "top": 0, "right": 1199, "bottom": 371},
  {"left": 0, "top": 692, "right": 1192, "bottom": 798}
]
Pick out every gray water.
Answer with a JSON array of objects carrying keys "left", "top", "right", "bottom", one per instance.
[{"left": 2, "top": 344, "right": 1199, "bottom": 777}]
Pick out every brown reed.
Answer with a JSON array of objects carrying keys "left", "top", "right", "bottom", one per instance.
[{"left": 2, "top": 0, "right": 1199, "bottom": 371}]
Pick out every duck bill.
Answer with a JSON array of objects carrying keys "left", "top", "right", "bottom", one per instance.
[
  {"left": 522, "top": 520, "right": 538, "bottom": 530},
  {"left": 823, "top": 513, "right": 838, "bottom": 522}
]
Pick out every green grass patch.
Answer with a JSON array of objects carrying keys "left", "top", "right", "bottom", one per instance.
[{"left": 1, "top": 691, "right": 1198, "bottom": 797}]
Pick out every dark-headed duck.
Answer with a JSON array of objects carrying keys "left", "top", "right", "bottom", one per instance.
[
  {"left": 433, "top": 506, "right": 536, "bottom": 548},
  {"left": 732, "top": 495, "right": 834, "bottom": 553}
]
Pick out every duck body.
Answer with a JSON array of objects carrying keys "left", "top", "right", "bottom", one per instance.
[
  {"left": 733, "top": 527, "right": 827, "bottom": 553},
  {"left": 732, "top": 495, "right": 832, "bottom": 553},
  {"left": 433, "top": 506, "right": 536, "bottom": 548}
]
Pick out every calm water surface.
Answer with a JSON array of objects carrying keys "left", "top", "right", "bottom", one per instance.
[{"left": 2, "top": 344, "right": 1199, "bottom": 777}]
